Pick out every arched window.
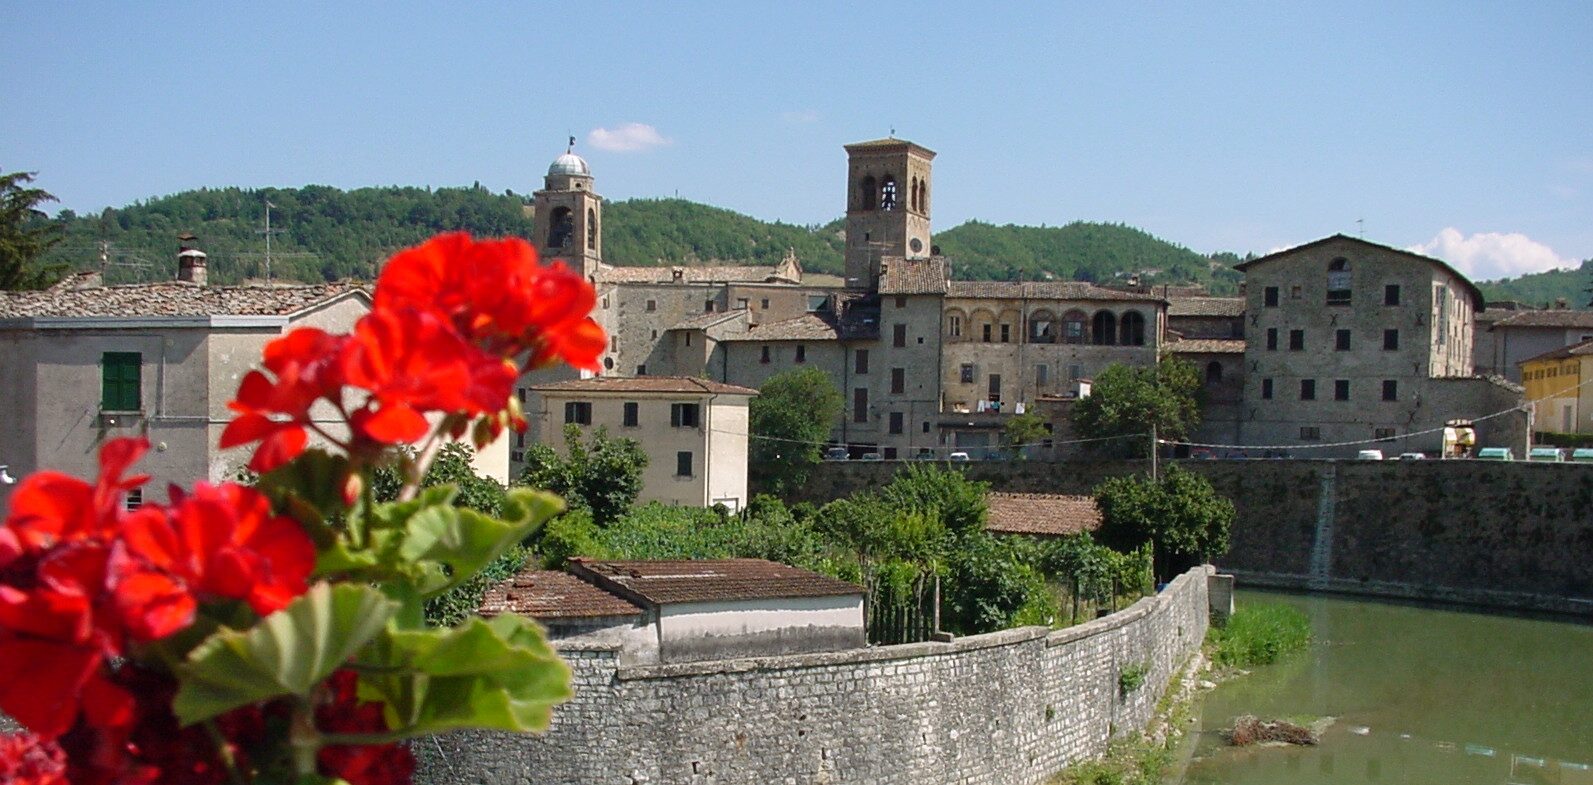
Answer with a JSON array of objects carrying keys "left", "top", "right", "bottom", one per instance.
[
  {"left": 920, "top": 181, "right": 929, "bottom": 215},
  {"left": 1029, "top": 309, "right": 1057, "bottom": 343},
  {"left": 1206, "top": 361, "right": 1223, "bottom": 385},
  {"left": 1119, "top": 311, "right": 1146, "bottom": 346},
  {"left": 587, "top": 208, "right": 597, "bottom": 250},
  {"left": 547, "top": 207, "right": 573, "bottom": 249},
  {"left": 908, "top": 177, "right": 919, "bottom": 212},
  {"left": 859, "top": 176, "right": 877, "bottom": 211},
  {"left": 1062, "top": 310, "right": 1088, "bottom": 344},
  {"left": 1091, "top": 311, "right": 1117, "bottom": 346},
  {"left": 1327, "top": 257, "right": 1352, "bottom": 305},
  {"left": 880, "top": 176, "right": 898, "bottom": 211}
]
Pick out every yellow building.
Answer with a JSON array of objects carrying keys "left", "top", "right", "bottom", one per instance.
[{"left": 1520, "top": 338, "right": 1593, "bottom": 434}]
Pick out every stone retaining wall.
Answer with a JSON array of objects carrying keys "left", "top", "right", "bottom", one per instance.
[{"left": 417, "top": 566, "right": 1213, "bottom": 785}]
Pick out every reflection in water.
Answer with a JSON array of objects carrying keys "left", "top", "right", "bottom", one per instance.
[{"left": 1179, "top": 590, "right": 1593, "bottom": 785}]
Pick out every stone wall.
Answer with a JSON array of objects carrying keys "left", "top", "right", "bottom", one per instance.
[
  {"left": 776, "top": 459, "right": 1593, "bottom": 614},
  {"left": 417, "top": 566, "right": 1212, "bottom": 785}
]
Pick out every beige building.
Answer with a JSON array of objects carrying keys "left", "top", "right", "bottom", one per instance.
[
  {"left": 0, "top": 248, "right": 370, "bottom": 513},
  {"left": 1477, "top": 308, "right": 1593, "bottom": 383},
  {"left": 523, "top": 376, "right": 756, "bottom": 511},
  {"left": 1519, "top": 338, "right": 1593, "bottom": 435},
  {"left": 1234, "top": 235, "right": 1525, "bottom": 456}
]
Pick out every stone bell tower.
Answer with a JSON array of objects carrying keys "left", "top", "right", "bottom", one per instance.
[
  {"left": 532, "top": 137, "right": 603, "bottom": 279},
  {"left": 843, "top": 138, "right": 935, "bottom": 290}
]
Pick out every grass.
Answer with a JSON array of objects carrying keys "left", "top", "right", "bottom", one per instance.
[{"left": 1207, "top": 603, "right": 1311, "bottom": 667}]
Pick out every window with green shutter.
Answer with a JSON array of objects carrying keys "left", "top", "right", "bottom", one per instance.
[{"left": 101, "top": 352, "right": 142, "bottom": 411}]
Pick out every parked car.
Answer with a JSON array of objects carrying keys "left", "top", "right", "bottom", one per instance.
[
  {"left": 1189, "top": 448, "right": 1216, "bottom": 460},
  {"left": 914, "top": 448, "right": 936, "bottom": 460},
  {"left": 1398, "top": 452, "right": 1426, "bottom": 461},
  {"left": 1476, "top": 447, "right": 1514, "bottom": 461},
  {"left": 1571, "top": 448, "right": 1593, "bottom": 463},
  {"left": 858, "top": 452, "right": 883, "bottom": 462},
  {"left": 822, "top": 447, "right": 849, "bottom": 461},
  {"left": 948, "top": 451, "right": 971, "bottom": 462},
  {"left": 1527, "top": 447, "right": 1565, "bottom": 462},
  {"left": 1356, "top": 449, "right": 1385, "bottom": 461}
]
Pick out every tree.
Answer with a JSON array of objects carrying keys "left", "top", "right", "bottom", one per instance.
[
  {"left": 518, "top": 424, "right": 647, "bottom": 526},
  {"left": 1001, "top": 410, "right": 1050, "bottom": 458},
  {"left": 0, "top": 170, "right": 64, "bottom": 289},
  {"left": 749, "top": 367, "right": 843, "bottom": 492},
  {"left": 1071, "top": 357, "right": 1202, "bottom": 458},
  {"left": 1092, "top": 465, "right": 1234, "bottom": 582}
]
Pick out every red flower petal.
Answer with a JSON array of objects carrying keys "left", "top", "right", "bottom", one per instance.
[{"left": 0, "top": 639, "right": 101, "bottom": 739}]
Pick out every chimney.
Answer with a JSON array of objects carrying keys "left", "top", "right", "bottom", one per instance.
[{"left": 177, "top": 233, "right": 207, "bottom": 285}]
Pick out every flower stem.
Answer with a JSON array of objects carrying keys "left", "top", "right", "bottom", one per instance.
[{"left": 288, "top": 699, "right": 320, "bottom": 777}]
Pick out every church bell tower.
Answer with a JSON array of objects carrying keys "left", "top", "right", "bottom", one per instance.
[
  {"left": 843, "top": 138, "right": 935, "bottom": 291},
  {"left": 532, "top": 137, "right": 603, "bottom": 279}
]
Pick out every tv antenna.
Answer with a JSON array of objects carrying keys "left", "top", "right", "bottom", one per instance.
[
  {"left": 1355, "top": 218, "right": 1364, "bottom": 239},
  {"left": 259, "top": 198, "right": 285, "bottom": 282}
]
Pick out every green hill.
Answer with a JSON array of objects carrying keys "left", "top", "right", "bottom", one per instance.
[
  {"left": 37, "top": 185, "right": 1251, "bottom": 293},
  {"left": 1477, "top": 260, "right": 1592, "bottom": 309}
]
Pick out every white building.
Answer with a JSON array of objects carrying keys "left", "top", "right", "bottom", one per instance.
[{"left": 523, "top": 376, "right": 757, "bottom": 511}]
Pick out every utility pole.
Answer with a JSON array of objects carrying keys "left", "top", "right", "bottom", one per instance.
[
  {"left": 1150, "top": 422, "right": 1159, "bottom": 481},
  {"left": 260, "top": 199, "right": 284, "bottom": 283}
]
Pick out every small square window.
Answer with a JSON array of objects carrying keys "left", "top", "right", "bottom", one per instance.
[
  {"left": 124, "top": 488, "right": 143, "bottom": 512},
  {"left": 1264, "top": 287, "right": 1279, "bottom": 307},
  {"left": 960, "top": 364, "right": 975, "bottom": 384},
  {"left": 982, "top": 324, "right": 993, "bottom": 343},
  {"left": 1266, "top": 328, "right": 1278, "bottom": 351},
  {"left": 1290, "top": 285, "right": 1302, "bottom": 300},
  {"left": 1289, "top": 330, "right": 1305, "bottom": 351},
  {"left": 1382, "top": 380, "right": 1398, "bottom": 401},
  {"left": 883, "top": 447, "right": 898, "bottom": 460},
  {"left": 1035, "top": 364, "right": 1049, "bottom": 386},
  {"left": 1335, "top": 330, "right": 1351, "bottom": 351},
  {"left": 889, "top": 412, "right": 904, "bottom": 434},
  {"left": 736, "top": 298, "right": 749, "bottom": 310},
  {"left": 564, "top": 401, "right": 592, "bottom": 425},
  {"left": 1384, "top": 285, "right": 1401, "bottom": 306},
  {"left": 922, "top": 421, "right": 930, "bottom": 433},
  {"left": 854, "top": 349, "right": 870, "bottom": 374},
  {"left": 760, "top": 345, "right": 771, "bottom": 364},
  {"left": 893, "top": 324, "right": 907, "bottom": 348},
  {"left": 623, "top": 402, "right": 639, "bottom": 427},
  {"left": 1300, "top": 379, "right": 1316, "bottom": 400},
  {"left": 646, "top": 300, "right": 657, "bottom": 312},
  {"left": 704, "top": 300, "right": 715, "bottom": 313},
  {"left": 894, "top": 295, "right": 907, "bottom": 308},
  {"left": 1000, "top": 324, "right": 1011, "bottom": 343},
  {"left": 676, "top": 451, "right": 694, "bottom": 477},
  {"left": 795, "top": 345, "right": 806, "bottom": 363},
  {"left": 853, "top": 388, "right": 868, "bottom": 423},
  {"left": 101, "top": 352, "right": 142, "bottom": 412},
  {"left": 891, "top": 368, "right": 905, "bottom": 394},
  {"left": 1261, "top": 378, "right": 1273, "bottom": 399},
  {"left": 1374, "top": 427, "right": 1397, "bottom": 441},
  {"left": 1334, "top": 380, "right": 1350, "bottom": 401},
  {"left": 1300, "top": 426, "right": 1321, "bottom": 440},
  {"left": 1384, "top": 329, "right": 1399, "bottom": 351},
  {"left": 761, "top": 298, "right": 770, "bottom": 309},
  {"left": 636, "top": 365, "right": 647, "bottom": 375}
]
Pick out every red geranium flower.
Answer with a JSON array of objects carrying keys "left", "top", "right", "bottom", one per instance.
[
  {"left": 119, "top": 483, "right": 315, "bottom": 618},
  {"left": 220, "top": 328, "right": 348, "bottom": 474},
  {"left": 0, "top": 732, "right": 67, "bottom": 785},
  {"left": 342, "top": 307, "right": 516, "bottom": 445},
  {"left": 1, "top": 439, "right": 149, "bottom": 557},
  {"left": 316, "top": 671, "right": 414, "bottom": 785}
]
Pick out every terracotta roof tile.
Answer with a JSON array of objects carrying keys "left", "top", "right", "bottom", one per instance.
[
  {"left": 946, "top": 281, "right": 1164, "bottom": 302},
  {"left": 985, "top": 493, "right": 1102, "bottom": 537},
  {"left": 669, "top": 309, "right": 748, "bottom": 331},
  {"left": 1165, "top": 338, "right": 1246, "bottom": 354},
  {"left": 878, "top": 257, "right": 949, "bottom": 295},
  {"left": 528, "top": 375, "right": 758, "bottom": 396},
  {"left": 1167, "top": 297, "right": 1245, "bottom": 317},
  {"left": 479, "top": 570, "right": 641, "bottom": 620},
  {"left": 594, "top": 264, "right": 797, "bottom": 285},
  {"left": 571, "top": 558, "right": 862, "bottom": 605},
  {"left": 718, "top": 313, "right": 837, "bottom": 342},
  {"left": 1492, "top": 310, "right": 1593, "bottom": 330},
  {"left": 0, "top": 280, "right": 366, "bottom": 319}
]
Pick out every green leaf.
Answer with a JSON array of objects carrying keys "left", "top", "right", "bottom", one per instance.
[
  {"left": 173, "top": 583, "right": 399, "bottom": 725},
  {"left": 399, "top": 488, "right": 563, "bottom": 598},
  {"left": 255, "top": 449, "right": 353, "bottom": 546},
  {"left": 357, "top": 613, "right": 572, "bottom": 736}
]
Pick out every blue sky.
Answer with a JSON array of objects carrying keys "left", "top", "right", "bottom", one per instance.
[{"left": 5, "top": 2, "right": 1590, "bottom": 281}]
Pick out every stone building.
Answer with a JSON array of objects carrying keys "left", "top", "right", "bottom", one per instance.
[
  {"left": 522, "top": 376, "right": 756, "bottom": 511},
  {"left": 1234, "top": 235, "right": 1524, "bottom": 456}
]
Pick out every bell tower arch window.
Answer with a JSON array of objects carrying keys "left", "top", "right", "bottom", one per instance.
[
  {"left": 548, "top": 207, "right": 573, "bottom": 249},
  {"left": 880, "top": 176, "right": 898, "bottom": 211},
  {"left": 859, "top": 176, "right": 877, "bottom": 211},
  {"left": 587, "top": 208, "right": 597, "bottom": 250}
]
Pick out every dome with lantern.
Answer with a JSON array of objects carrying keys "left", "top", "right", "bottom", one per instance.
[{"left": 548, "top": 152, "right": 590, "bottom": 177}]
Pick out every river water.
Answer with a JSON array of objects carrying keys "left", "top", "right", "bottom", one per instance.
[{"left": 1178, "top": 590, "right": 1593, "bottom": 785}]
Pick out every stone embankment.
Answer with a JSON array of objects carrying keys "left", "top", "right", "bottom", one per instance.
[
  {"left": 417, "top": 566, "right": 1214, "bottom": 785},
  {"left": 777, "top": 460, "right": 1593, "bottom": 615}
]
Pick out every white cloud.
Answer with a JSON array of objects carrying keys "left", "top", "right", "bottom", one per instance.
[
  {"left": 586, "top": 123, "right": 671, "bottom": 153},
  {"left": 781, "top": 109, "right": 820, "bottom": 124},
  {"left": 1409, "top": 228, "right": 1574, "bottom": 281}
]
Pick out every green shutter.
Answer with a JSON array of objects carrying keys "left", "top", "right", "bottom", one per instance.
[{"left": 101, "top": 352, "right": 142, "bottom": 411}]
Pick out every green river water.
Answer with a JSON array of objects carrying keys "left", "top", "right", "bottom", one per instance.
[{"left": 1178, "top": 590, "right": 1593, "bottom": 785}]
